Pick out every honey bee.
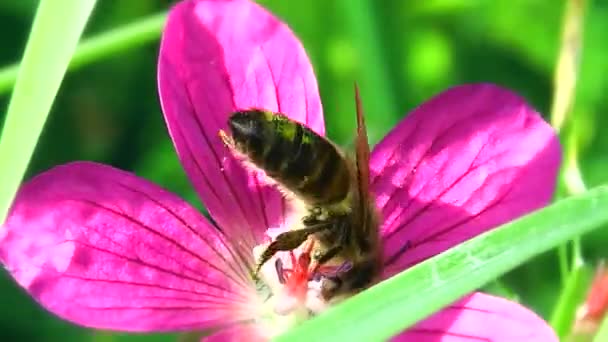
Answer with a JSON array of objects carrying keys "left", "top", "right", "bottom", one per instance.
[{"left": 219, "top": 87, "right": 381, "bottom": 300}]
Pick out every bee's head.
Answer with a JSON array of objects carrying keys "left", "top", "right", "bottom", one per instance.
[{"left": 227, "top": 109, "right": 268, "bottom": 155}]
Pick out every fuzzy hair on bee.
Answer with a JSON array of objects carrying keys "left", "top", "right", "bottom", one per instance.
[{"left": 219, "top": 85, "right": 382, "bottom": 300}]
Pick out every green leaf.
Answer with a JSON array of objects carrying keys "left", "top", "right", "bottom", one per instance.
[
  {"left": 0, "top": 11, "right": 166, "bottom": 94},
  {"left": 0, "top": 0, "right": 97, "bottom": 223},
  {"left": 275, "top": 185, "right": 608, "bottom": 341}
]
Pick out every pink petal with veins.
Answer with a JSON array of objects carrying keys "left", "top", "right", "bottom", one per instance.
[
  {"left": 370, "top": 84, "right": 560, "bottom": 277},
  {"left": 158, "top": 0, "right": 324, "bottom": 251},
  {"left": 393, "top": 292, "right": 558, "bottom": 341},
  {"left": 0, "top": 162, "right": 253, "bottom": 332}
]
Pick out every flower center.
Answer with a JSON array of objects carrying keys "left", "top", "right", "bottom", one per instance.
[
  {"left": 251, "top": 237, "right": 328, "bottom": 338},
  {"left": 249, "top": 226, "right": 356, "bottom": 339}
]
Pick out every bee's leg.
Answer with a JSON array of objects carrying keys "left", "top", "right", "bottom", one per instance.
[
  {"left": 302, "top": 207, "right": 323, "bottom": 225},
  {"left": 312, "top": 244, "right": 343, "bottom": 266},
  {"left": 254, "top": 225, "right": 327, "bottom": 278}
]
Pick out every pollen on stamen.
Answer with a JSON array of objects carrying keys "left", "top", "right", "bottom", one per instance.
[
  {"left": 253, "top": 236, "right": 327, "bottom": 312},
  {"left": 288, "top": 244, "right": 314, "bottom": 289},
  {"left": 273, "top": 241, "right": 317, "bottom": 314}
]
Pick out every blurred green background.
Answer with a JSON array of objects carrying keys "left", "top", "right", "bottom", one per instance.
[{"left": 0, "top": 0, "right": 607, "bottom": 341}]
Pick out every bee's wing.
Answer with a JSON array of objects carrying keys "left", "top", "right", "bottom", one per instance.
[{"left": 354, "top": 84, "right": 371, "bottom": 208}]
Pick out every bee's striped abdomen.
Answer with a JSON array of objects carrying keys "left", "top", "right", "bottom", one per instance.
[{"left": 228, "top": 110, "right": 350, "bottom": 205}]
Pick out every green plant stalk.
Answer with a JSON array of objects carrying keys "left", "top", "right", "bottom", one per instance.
[
  {"left": 0, "top": 11, "right": 166, "bottom": 94},
  {"left": 564, "top": 136, "right": 588, "bottom": 197},
  {"left": 565, "top": 138, "right": 587, "bottom": 267},
  {"left": 550, "top": 264, "right": 592, "bottom": 338},
  {"left": 548, "top": 0, "right": 586, "bottom": 328},
  {"left": 276, "top": 186, "right": 608, "bottom": 341},
  {"left": 551, "top": 0, "right": 586, "bottom": 284},
  {"left": 559, "top": 243, "right": 572, "bottom": 284},
  {"left": 550, "top": 0, "right": 585, "bottom": 132},
  {"left": 339, "top": 0, "right": 398, "bottom": 144},
  {"left": 550, "top": 121, "right": 590, "bottom": 334},
  {"left": 0, "top": 0, "right": 97, "bottom": 223},
  {"left": 555, "top": 137, "right": 588, "bottom": 280}
]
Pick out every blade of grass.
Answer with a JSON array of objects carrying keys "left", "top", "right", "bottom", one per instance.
[
  {"left": 0, "top": 11, "right": 166, "bottom": 94},
  {"left": 276, "top": 185, "right": 608, "bottom": 341},
  {"left": 0, "top": 0, "right": 97, "bottom": 223}
]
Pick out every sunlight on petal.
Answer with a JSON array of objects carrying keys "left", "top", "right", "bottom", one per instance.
[
  {"left": 0, "top": 162, "right": 253, "bottom": 332},
  {"left": 393, "top": 292, "right": 558, "bottom": 341},
  {"left": 370, "top": 84, "right": 560, "bottom": 275},
  {"left": 158, "top": 0, "right": 324, "bottom": 251}
]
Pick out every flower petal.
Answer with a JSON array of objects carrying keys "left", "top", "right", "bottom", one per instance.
[
  {"left": 392, "top": 292, "right": 558, "bottom": 341},
  {"left": 0, "top": 162, "right": 255, "bottom": 332},
  {"left": 370, "top": 84, "right": 561, "bottom": 275},
  {"left": 204, "top": 324, "right": 266, "bottom": 342},
  {"left": 158, "top": 0, "right": 324, "bottom": 249}
]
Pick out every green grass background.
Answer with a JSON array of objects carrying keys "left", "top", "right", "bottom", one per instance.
[{"left": 0, "top": 0, "right": 607, "bottom": 340}]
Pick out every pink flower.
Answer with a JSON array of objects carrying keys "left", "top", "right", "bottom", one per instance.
[{"left": 0, "top": 0, "right": 561, "bottom": 340}]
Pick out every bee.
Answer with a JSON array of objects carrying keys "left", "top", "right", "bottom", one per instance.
[{"left": 219, "top": 86, "right": 381, "bottom": 300}]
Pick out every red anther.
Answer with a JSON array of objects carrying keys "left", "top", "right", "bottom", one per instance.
[{"left": 282, "top": 240, "right": 315, "bottom": 301}]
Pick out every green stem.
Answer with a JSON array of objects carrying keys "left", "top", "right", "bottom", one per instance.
[
  {"left": 0, "top": 12, "right": 166, "bottom": 94},
  {"left": 551, "top": 127, "right": 590, "bottom": 335},
  {"left": 550, "top": 264, "right": 591, "bottom": 339},
  {"left": 550, "top": 0, "right": 585, "bottom": 132},
  {"left": 559, "top": 245, "right": 571, "bottom": 283},
  {"left": 548, "top": 0, "right": 588, "bottom": 335},
  {"left": 0, "top": 0, "right": 97, "bottom": 223},
  {"left": 572, "top": 237, "right": 583, "bottom": 268}
]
